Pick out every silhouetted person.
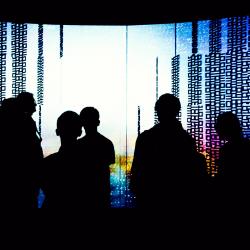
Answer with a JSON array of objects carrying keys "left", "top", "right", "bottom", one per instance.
[
  {"left": 0, "top": 97, "right": 19, "bottom": 145},
  {"left": 215, "top": 112, "right": 250, "bottom": 210},
  {"left": 77, "top": 107, "right": 115, "bottom": 208},
  {"left": 41, "top": 111, "right": 83, "bottom": 208},
  {"left": 130, "top": 93, "right": 207, "bottom": 210},
  {"left": 15, "top": 92, "right": 44, "bottom": 208},
  {"left": 0, "top": 97, "right": 21, "bottom": 208}
]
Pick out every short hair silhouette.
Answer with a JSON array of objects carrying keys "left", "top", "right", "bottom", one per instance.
[
  {"left": 1, "top": 97, "right": 16, "bottom": 109},
  {"left": 41, "top": 111, "right": 82, "bottom": 209},
  {"left": 131, "top": 92, "right": 207, "bottom": 210},
  {"left": 77, "top": 106, "right": 115, "bottom": 208},
  {"left": 215, "top": 112, "right": 242, "bottom": 141},
  {"left": 16, "top": 91, "right": 37, "bottom": 115},
  {"left": 80, "top": 106, "right": 100, "bottom": 129},
  {"left": 155, "top": 93, "right": 181, "bottom": 121},
  {"left": 1, "top": 97, "right": 18, "bottom": 115},
  {"left": 56, "top": 111, "right": 82, "bottom": 139},
  {"left": 214, "top": 111, "right": 250, "bottom": 213}
]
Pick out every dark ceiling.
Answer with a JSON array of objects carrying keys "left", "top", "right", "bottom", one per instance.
[{"left": 0, "top": 2, "right": 249, "bottom": 25}]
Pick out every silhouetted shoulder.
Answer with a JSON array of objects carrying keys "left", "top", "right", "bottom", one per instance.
[
  {"left": 79, "top": 132, "right": 112, "bottom": 144},
  {"left": 43, "top": 152, "right": 59, "bottom": 163},
  {"left": 132, "top": 127, "right": 156, "bottom": 151},
  {"left": 139, "top": 122, "right": 196, "bottom": 149},
  {"left": 140, "top": 126, "right": 156, "bottom": 137},
  {"left": 220, "top": 137, "right": 250, "bottom": 157},
  {"left": 96, "top": 133, "right": 114, "bottom": 148},
  {"left": 42, "top": 152, "right": 60, "bottom": 184},
  {"left": 78, "top": 132, "right": 115, "bottom": 165},
  {"left": 219, "top": 137, "right": 250, "bottom": 171},
  {"left": 136, "top": 125, "right": 161, "bottom": 141},
  {"left": 243, "top": 138, "right": 250, "bottom": 149},
  {"left": 42, "top": 151, "right": 69, "bottom": 181}
]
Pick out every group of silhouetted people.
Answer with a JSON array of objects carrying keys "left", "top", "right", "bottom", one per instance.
[
  {"left": 0, "top": 91, "right": 249, "bottom": 210},
  {"left": 0, "top": 92, "right": 43, "bottom": 208},
  {"left": 0, "top": 92, "right": 115, "bottom": 209},
  {"left": 41, "top": 107, "right": 115, "bottom": 209},
  {"left": 130, "top": 93, "right": 250, "bottom": 211}
]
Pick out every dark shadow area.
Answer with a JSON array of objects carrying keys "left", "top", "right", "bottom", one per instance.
[
  {"left": 0, "top": 92, "right": 43, "bottom": 208},
  {"left": 0, "top": 2, "right": 248, "bottom": 25},
  {"left": 40, "top": 107, "right": 115, "bottom": 209},
  {"left": 213, "top": 111, "right": 250, "bottom": 212},
  {"left": 77, "top": 107, "right": 115, "bottom": 208},
  {"left": 130, "top": 93, "right": 208, "bottom": 212},
  {"left": 0, "top": 92, "right": 249, "bottom": 219},
  {"left": 41, "top": 110, "right": 82, "bottom": 208}
]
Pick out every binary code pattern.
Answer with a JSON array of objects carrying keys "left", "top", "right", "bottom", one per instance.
[
  {"left": 246, "top": 16, "right": 250, "bottom": 138},
  {"left": 209, "top": 19, "right": 222, "bottom": 53},
  {"left": 225, "top": 17, "right": 250, "bottom": 138},
  {"left": 37, "top": 24, "right": 44, "bottom": 136},
  {"left": 11, "top": 23, "right": 27, "bottom": 97},
  {"left": 205, "top": 19, "right": 223, "bottom": 176},
  {"left": 0, "top": 22, "right": 7, "bottom": 102},
  {"left": 154, "top": 57, "right": 159, "bottom": 124},
  {"left": 171, "top": 55, "right": 180, "bottom": 98},
  {"left": 241, "top": 51, "right": 250, "bottom": 138},
  {"left": 171, "top": 54, "right": 180, "bottom": 120},
  {"left": 60, "top": 25, "right": 63, "bottom": 58},
  {"left": 227, "top": 17, "right": 248, "bottom": 53},
  {"left": 248, "top": 17, "right": 250, "bottom": 51},
  {"left": 205, "top": 53, "right": 226, "bottom": 175},
  {"left": 187, "top": 21, "right": 203, "bottom": 153},
  {"left": 187, "top": 54, "right": 203, "bottom": 152}
]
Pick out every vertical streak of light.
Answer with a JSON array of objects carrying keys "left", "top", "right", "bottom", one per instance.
[
  {"left": 156, "top": 57, "right": 158, "bottom": 101},
  {"left": 59, "top": 25, "right": 63, "bottom": 107},
  {"left": 154, "top": 57, "right": 159, "bottom": 125},
  {"left": 37, "top": 24, "right": 44, "bottom": 137},
  {"left": 125, "top": 25, "right": 128, "bottom": 206},
  {"left": 138, "top": 106, "right": 140, "bottom": 135}
]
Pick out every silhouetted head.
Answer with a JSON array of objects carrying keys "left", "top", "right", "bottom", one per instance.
[
  {"left": 80, "top": 107, "right": 100, "bottom": 134},
  {"left": 155, "top": 93, "right": 181, "bottom": 123},
  {"left": 56, "top": 111, "right": 82, "bottom": 142},
  {"left": 16, "top": 92, "right": 36, "bottom": 116},
  {"left": 1, "top": 97, "right": 18, "bottom": 113},
  {"left": 215, "top": 112, "right": 242, "bottom": 141}
]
